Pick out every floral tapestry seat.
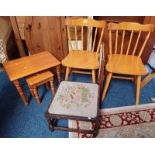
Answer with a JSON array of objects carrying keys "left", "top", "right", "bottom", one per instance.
[{"left": 48, "top": 81, "right": 99, "bottom": 119}]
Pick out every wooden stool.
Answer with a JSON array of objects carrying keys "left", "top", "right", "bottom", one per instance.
[
  {"left": 44, "top": 49, "right": 105, "bottom": 137},
  {"left": 45, "top": 81, "right": 100, "bottom": 137},
  {"left": 26, "top": 70, "right": 55, "bottom": 104}
]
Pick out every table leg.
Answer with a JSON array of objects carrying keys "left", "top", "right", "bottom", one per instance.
[
  {"left": 13, "top": 80, "right": 29, "bottom": 106},
  {"left": 56, "top": 65, "right": 61, "bottom": 83},
  {"left": 32, "top": 86, "right": 41, "bottom": 104}
]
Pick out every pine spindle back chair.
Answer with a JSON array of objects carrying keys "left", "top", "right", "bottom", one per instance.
[
  {"left": 101, "top": 22, "right": 154, "bottom": 105},
  {"left": 62, "top": 18, "right": 106, "bottom": 83}
]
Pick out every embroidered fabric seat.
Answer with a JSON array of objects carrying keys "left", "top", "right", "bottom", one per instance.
[{"left": 48, "top": 81, "right": 99, "bottom": 118}]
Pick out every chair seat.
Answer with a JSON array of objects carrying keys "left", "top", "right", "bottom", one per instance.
[
  {"left": 48, "top": 81, "right": 99, "bottom": 118},
  {"left": 62, "top": 51, "right": 99, "bottom": 69},
  {"left": 26, "top": 70, "right": 54, "bottom": 86},
  {"left": 106, "top": 54, "right": 148, "bottom": 75}
]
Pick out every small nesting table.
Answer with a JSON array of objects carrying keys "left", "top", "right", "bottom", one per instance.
[
  {"left": 3, "top": 51, "right": 61, "bottom": 106},
  {"left": 26, "top": 70, "right": 55, "bottom": 104}
]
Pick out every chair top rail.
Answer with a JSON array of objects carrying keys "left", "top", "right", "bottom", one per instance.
[
  {"left": 65, "top": 18, "right": 106, "bottom": 28},
  {"left": 108, "top": 22, "right": 154, "bottom": 32}
]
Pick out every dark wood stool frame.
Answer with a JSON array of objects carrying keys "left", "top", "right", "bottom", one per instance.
[{"left": 45, "top": 89, "right": 101, "bottom": 137}]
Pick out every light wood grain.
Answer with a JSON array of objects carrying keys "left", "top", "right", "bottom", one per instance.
[
  {"left": 106, "top": 54, "right": 148, "bottom": 75},
  {"left": 108, "top": 22, "right": 154, "bottom": 32},
  {"left": 3, "top": 51, "right": 60, "bottom": 105},
  {"left": 65, "top": 18, "right": 106, "bottom": 28},
  {"left": 136, "top": 76, "right": 141, "bottom": 106},
  {"left": 62, "top": 51, "right": 99, "bottom": 69},
  {"left": 10, "top": 16, "right": 26, "bottom": 57},
  {"left": 62, "top": 18, "right": 106, "bottom": 83},
  {"left": 24, "top": 16, "right": 67, "bottom": 60},
  {"left": 65, "top": 67, "right": 70, "bottom": 81},
  {"left": 26, "top": 70, "right": 54, "bottom": 86},
  {"left": 26, "top": 70, "right": 55, "bottom": 104},
  {"left": 126, "top": 30, "right": 133, "bottom": 55},
  {"left": 95, "top": 16, "right": 155, "bottom": 64},
  {"left": 102, "top": 22, "right": 154, "bottom": 105},
  {"left": 56, "top": 65, "right": 61, "bottom": 83},
  {"left": 101, "top": 72, "right": 112, "bottom": 101},
  {"left": 32, "top": 86, "right": 41, "bottom": 104},
  {"left": 3, "top": 51, "right": 60, "bottom": 81}
]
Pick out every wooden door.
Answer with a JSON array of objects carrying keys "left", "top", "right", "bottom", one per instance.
[{"left": 24, "top": 16, "right": 67, "bottom": 61}]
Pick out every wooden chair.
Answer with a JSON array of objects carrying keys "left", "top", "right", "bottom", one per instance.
[
  {"left": 62, "top": 18, "right": 106, "bottom": 83},
  {"left": 101, "top": 22, "right": 154, "bottom": 105},
  {"left": 26, "top": 70, "right": 55, "bottom": 104},
  {"left": 45, "top": 50, "right": 104, "bottom": 137}
]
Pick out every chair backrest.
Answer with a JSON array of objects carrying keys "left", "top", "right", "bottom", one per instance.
[
  {"left": 108, "top": 22, "right": 154, "bottom": 58},
  {"left": 65, "top": 18, "right": 106, "bottom": 53}
]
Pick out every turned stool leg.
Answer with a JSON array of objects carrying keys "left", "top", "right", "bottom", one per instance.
[
  {"left": 56, "top": 65, "right": 61, "bottom": 83},
  {"left": 49, "top": 77, "right": 55, "bottom": 96},
  {"left": 32, "top": 86, "right": 41, "bottom": 104}
]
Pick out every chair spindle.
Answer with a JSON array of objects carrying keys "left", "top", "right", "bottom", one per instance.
[
  {"left": 126, "top": 30, "right": 134, "bottom": 55},
  {"left": 115, "top": 30, "right": 118, "bottom": 54},
  {"left": 75, "top": 26, "right": 78, "bottom": 50},
  {"left": 138, "top": 32, "right": 151, "bottom": 58},
  {"left": 109, "top": 30, "right": 112, "bottom": 55},
  {"left": 120, "top": 30, "right": 125, "bottom": 55},
  {"left": 87, "top": 27, "right": 91, "bottom": 51},
  {"left": 132, "top": 31, "right": 141, "bottom": 56},
  {"left": 92, "top": 27, "right": 98, "bottom": 52},
  {"left": 67, "top": 26, "right": 73, "bottom": 51}
]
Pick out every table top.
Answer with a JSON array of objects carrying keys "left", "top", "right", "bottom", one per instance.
[{"left": 3, "top": 51, "right": 60, "bottom": 81}]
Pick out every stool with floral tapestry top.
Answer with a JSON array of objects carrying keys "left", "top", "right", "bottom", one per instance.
[
  {"left": 45, "top": 81, "right": 100, "bottom": 137},
  {"left": 45, "top": 51, "right": 104, "bottom": 137}
]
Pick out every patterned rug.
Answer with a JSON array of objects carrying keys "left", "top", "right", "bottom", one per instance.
[{"left": 69, "top": 103, "right": 155, "bottom": 138}]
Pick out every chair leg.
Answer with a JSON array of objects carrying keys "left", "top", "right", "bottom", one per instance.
[
  {"left": 49, "top": 77, "right": 55, "bottom": 96},
  {"left": 136, "top": 76, "right": 141, "bottom": 106},
  {"left": 65, "top": 67, "right": 70, "bottom": 81},
  {"left": 101, "top": 72, "right": 112, "bottom": 101},
  {"left": 92, "top": 69, "right": 96, "bottom": 83},
  {"left": 134, "top": 76, "right": 137, "bottom": 85},
  {"left": 33, "top": 86, "right": 41, "bottom": 104}
]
